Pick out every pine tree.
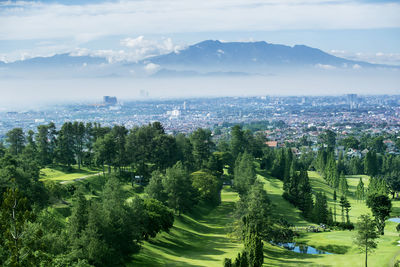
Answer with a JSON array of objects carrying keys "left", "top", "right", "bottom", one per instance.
[
  {"left": 339, "top": 172, "right": 349, "bottom": 196},
  {"left": 313, "top": 193, "right": 329, "bottom": 224},
  {"left": 333, "top": 190, "right": 337, "bottom": 222},
  {"left": 339, "top": 196, "right": 351, "bottom": 223},
  {"left": 356, "top": 178, "right": 365, "bottom": 201},
  {"left": 244, "top": 230, "right": 263, "bottom": 267}
]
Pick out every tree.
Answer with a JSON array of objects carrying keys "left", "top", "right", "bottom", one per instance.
[
  {"left": 364, "top": 151, "right": 378, "bottom": 177},
  {"left": 6, "top": 128, "right": 25, "bottom": 155},
  {"left": 145, "top": 171, "right": 167, "bottom": 203},
  {"left": 230, "top": 125, "right": 246, "bottom": 160},
  {"left": 223, "top": 258, "right": 232, "bottom": 267},
  {"left": 56, "top": 122, "right": 75, "bottom": 168},
  {"left": 73, "top": 122, "right": 86, "bottom": 169},
  {"left": 0, "top": 187, "right": 34, "bottom": 266},
  {"left": 366, "top": 194, "right": 392, "bottom": 235},
  {"left": 339, "top": 173, "right": 349, "bottom": 196},
  {"left": 244, "top": 229, "right": 263, "bottom": 267},
  {"left": 313, "top": 193, "right": 329, "bottom": 224},
  {"left": 190, "top": 128, "right": 214, "bottom": 170},
  {"left": 163, "top": 161, "right": 196, "bottom": 214},
  {"left": 36, "top": 125, "right": 51, "bottom": 166},
  {"left": 341, "top": 136, "right": 360, "bottom": 150},
  {"left": 191, "top": 170, "right": 222, "bottom": 205},
  {"left": 353, "top": 214, "right": 379, "bottom": 267},
  {"left": 356, "top": 178, "right": 365, "bottom": 201},
  {"left": 319, "top": 130, "right": 336, "bottom": 148},
  {"left": 142, "top": 198, "right": 174, "bottom": 239},
  {"left": 339, "top": 196, "right": 351, "bottom": 223},
  {"left": 384, "top": 171, "right": 400, "bottom": 199},
  {"left": 93, "top": 132, "right": 116, "bottom": 174},
  {"left": 233, "top": 152, "right": 256, "bottom": 196}
]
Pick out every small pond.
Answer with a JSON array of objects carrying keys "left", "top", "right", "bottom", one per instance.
[
  {"left": 274, "top": 243, "right": 333, "bottom": 255},
  {"left": 388, "top": 218, "right": 400, "bottom": 223}
]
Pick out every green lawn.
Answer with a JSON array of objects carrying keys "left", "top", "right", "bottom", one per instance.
[
  {"left": 40, "top": 165, "right": 102, "bottom": 182},
  {"left": 42, "top": 165, "right": 400, "bottom": 267},
  {"left": 259, "top": 171, "right": 400, "bottom": 267},
  {"left": 130, "top": 187, "right": 243, "bottom": 267},
  {"left": 257, "top": 170, "right": 310, "bottom": 226}
]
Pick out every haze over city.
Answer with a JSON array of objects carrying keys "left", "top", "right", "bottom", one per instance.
[{"left": 0, "top": 0, "right": 399, "bottom": 108}]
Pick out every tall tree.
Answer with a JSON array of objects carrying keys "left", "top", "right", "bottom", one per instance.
[
  {"left": 191, "top": 170, "right": 222, "bottom": 205},
  {"left": 73, "top": 122, "right": 86, "bottom": 169},
  {"left": 93, "top": 132, "right": 116, "bottom": 174},
  {"left": 356, "top": 178, "right": 365, "bottom": 201},
  {"left": 6, "top": 128, "right": 25, "bottom": 155},
  {"left": 190, "top": 128, "right": 214, "bottom": 170},
  {"left": 353, "top": 214, "right": 379, "bottom": 267},
  {"left": 163, "top": 161, "right": 196, "bottom": 214},
  {"left": 366, "top": 194, "right": 392, "bottom": 235},
  {"left": 36, "top": 125, "right": 51, "bottom": 166},
  {"left": 0, "top": 188, "right": 34, "bottom": 266},
  {"left": 56, "top": 122, "right": 75, "bottom": 168},
  {"left": 233, "top": 152, "right": 256, "bottom": 196},
  {"left": 230, "top": 125, "right": 246, "bottom": 161},
  {"left": 145, "top": 171, "right": 167, "bottom": 203}
]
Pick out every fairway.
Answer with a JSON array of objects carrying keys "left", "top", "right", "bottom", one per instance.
[
  {"left": 130, "top": 171, "right": 400, "bottom": 267},
  {"left": 40, "top": 165, "right": 102, "bottom": 182},
  {"left": 130, "top": 187, "right": 243, "bottom": 267}
]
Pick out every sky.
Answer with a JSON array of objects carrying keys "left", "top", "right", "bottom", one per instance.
[
  {"left": 0, "top": 0, "right": 399, "bottom": 107},
  {"left": 0, "top": 0, "right": 400, "bottom": 64}
]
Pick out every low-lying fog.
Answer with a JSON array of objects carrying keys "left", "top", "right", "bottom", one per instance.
[{"left": 0, "top": 69, "right": 399, "bottom": 109}]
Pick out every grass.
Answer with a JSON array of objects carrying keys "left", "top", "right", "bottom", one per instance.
[
  {"left": 40, "top": 165, "right": 102, "bottom": 182},
  {"left": 258, "top": 171, "right": 400, "bottom": 267},
  {"left": 42, "top": 165, "right": 400, "bottom": 267},
  {"left": 129, "top": 187, "right": 243, "bottom": 267},
  {"left": 257, "top": 170, "right": 310, "bottom": 226}
]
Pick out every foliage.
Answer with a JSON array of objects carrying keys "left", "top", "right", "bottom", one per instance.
[
  {"left": 233, "top": 152, "right": 256, "bottom": 196},
  {"left": 366, "top": 194, "right": 392, "bottom": 235},
  {"left": 191, "top": 170, "right": 222, "bottom": 205}
]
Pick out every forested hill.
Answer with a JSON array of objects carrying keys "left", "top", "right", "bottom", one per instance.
[{"left": 0, "top": 122, "right": 399, "bottom": 266}]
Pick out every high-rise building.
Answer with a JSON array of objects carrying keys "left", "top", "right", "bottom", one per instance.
[
  {"left": 346, "top": 94, "right": 358, "bottom": 110},
  {"left": 103, "top": 96, "right": 117, "bottom": 105}
]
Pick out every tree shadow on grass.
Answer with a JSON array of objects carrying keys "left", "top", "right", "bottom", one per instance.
[
  {"left": 264, "top": 244, "right": 331, "bottom": 267},
  {"left": 146, "top": 226, "right": 239, "bottom": 262}
]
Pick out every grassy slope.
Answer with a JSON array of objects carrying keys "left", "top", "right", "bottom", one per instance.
[
  {"left": 44, "top": 166, "right": 400, "bottom": 267},
  {"left": 130, "top": 187, "right": 242, "bottom": 267},
  {"left": 40, "top": 165, "right": 102, "bottom": 182},
  {"left": 258, "top": 171, "right": 400, "bottom": 267}
]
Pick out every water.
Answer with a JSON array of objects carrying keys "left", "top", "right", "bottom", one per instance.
[
  {"left": 388, "top": 218, "right": 400, "bottom": 223},
  {"left": 275, "top": 243, "right": 332, "bottom": 255}
]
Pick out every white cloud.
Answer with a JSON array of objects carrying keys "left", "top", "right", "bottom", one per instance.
[
  {"left": 144, "top": 63, "right": 161, "bottom": 73},
  {"left": 330, "top": 50, "right": 400, "bottom": 66},
  {"left": 315, "top": 63, "right": 336, "bottom": 70},
  {"left": 0, "top": 0, "right": 399, "bottom": 42},
  {"left": 120, "top": 36, "right": 182, "bottom": 60}
]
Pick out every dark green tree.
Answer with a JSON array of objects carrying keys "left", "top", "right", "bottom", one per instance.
[
  {"left": 163, "top": 161, "right": 196, "bottom": 214},
  {"left": 145, "top": 171, "right": 167, "bottom": 203},
  {"left": 366, "top": 194, "right": 392, "bottom": 235},
  {"left": 233, "top": 152, "right": 256, "bottom": 196},
  {"left": 6, "top": 128, "right": 25, "bottom": 155}
]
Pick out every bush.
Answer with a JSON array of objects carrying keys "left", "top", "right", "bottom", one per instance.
[{"left": 332, "top": 221, "right": 355, "bottom": 230}]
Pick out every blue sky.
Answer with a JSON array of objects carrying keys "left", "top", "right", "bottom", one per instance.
[{"left": 0, "top": 0, "right": 400, "bottom": 64}]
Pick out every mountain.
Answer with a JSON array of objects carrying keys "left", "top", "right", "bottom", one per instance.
[
  {"left": 1, "top": 40, "right": 397, "bottom": 79},
  {"left": 5, "top": 53, "right": 107, "bottom": 68},
  {"left": 145, "top": 40, "right": 376, "bottom": 69}
]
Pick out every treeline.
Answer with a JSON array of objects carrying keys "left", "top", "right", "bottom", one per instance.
[{"left": 0, "top": 122, "right": 271, "bottom": 266}]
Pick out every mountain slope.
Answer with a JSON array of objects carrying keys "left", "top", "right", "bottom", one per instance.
[{"left": 146, "top": 40, "right": 375, "bottom": 69}]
